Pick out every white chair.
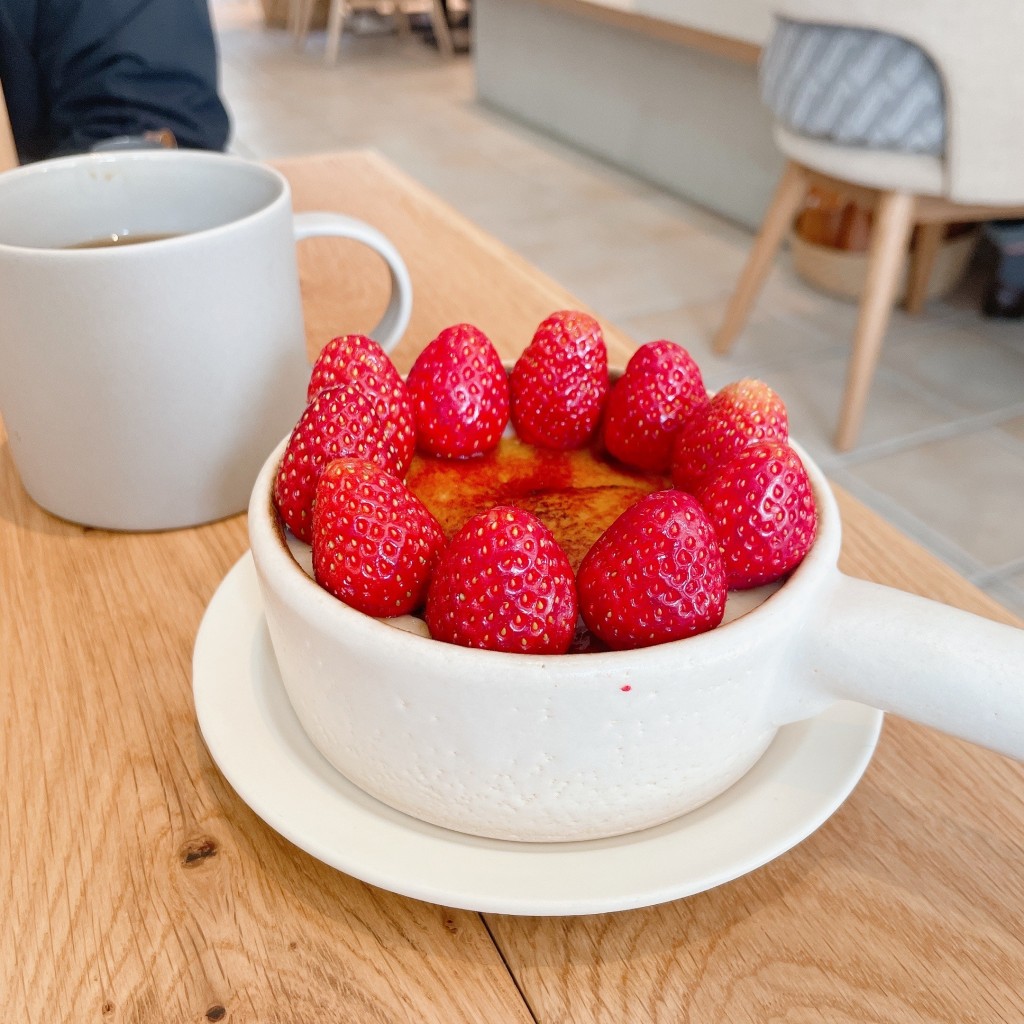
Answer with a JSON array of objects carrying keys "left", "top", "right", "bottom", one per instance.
[
  {"left": 290, "top": 0, "right": 455, "bottom": 63},
  {"left": 714, "top": 0, "right": 1024, "bottom": 450}
]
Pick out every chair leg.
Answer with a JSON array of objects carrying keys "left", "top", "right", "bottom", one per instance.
[
  {"left": 713, "top": 161, "right": 810, "bottom": 355},
  {"left": 835, "top": 190, "right": 916, "bottom": 451},
  {"left": 430, "top": 0, "right": 456, "bottom": 57},
  {"left": 904, "top": 221, "right": 944, "bottom": 315},
  {"left": 324, "top": 0, "right": 348, "bottom": 62},
  {"left": 394, "top": 4, "right": 412, "bottom": 35},
  {"left": 291, "top": 0, "right": 316, "bottom": 44}
]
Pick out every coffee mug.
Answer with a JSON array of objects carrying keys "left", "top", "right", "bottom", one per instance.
[
  {"left": 0, "top": 149, "right": 413, "bottom": 530},
  {"left": 246, "top": 434, "right": 1024, "bottom": 843}
]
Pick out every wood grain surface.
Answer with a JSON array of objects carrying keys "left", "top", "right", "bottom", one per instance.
[{"left": 2, "top": 150, "right": 1022, "bottom": 1023}]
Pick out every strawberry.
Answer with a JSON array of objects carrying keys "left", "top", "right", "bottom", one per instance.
[
  {"left": 406, "top": 323, "right": 510, "bottom": 458},
  {"left": 602, "top": 340, "right": 709, "bottom": 472},
  {"left": 671, "top": 378, "right": 789, "bottom": 493},
  {"left": 425, "top": 506, "right": 577, "bottom": 654},
  {"left": 576, "top": 490, "right": 727, "bottom": 650},
  {"left": 311, "top": 458, "right": 446, "bottom": 617},
  {"left": 307, "top": 333, "right": 405, "bottom": 404},
  {"left": 273, "top": 383, "right": 415, "bottom": 543},
  {"left": 307, "top": 333, "right": 416, "bottom": 463},
  {"left": 695, "top": 440, "right": 817, "bottom": 590},
  {"left": 510, "top": 310, "right": 609, "bottom": 450}
]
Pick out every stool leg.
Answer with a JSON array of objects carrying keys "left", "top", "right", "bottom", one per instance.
[
  {"left": 904, "top": 220, "right": 944, "bottom": 315},
  {"left": 430, "top": 0, "right": 455, "bottom": 57},
  {"left": 713, "top": 161, "right": 809, "bottom": 355},
  {"left": 835, "top": 190, "right": 916, "bottom": 451},
  {"left": 394, "top": 3, "right": 412, "bottom": 35},
  {"left": 291, "top": 0, "right": 315, "bottom": 43},
  {"left": 324, "top": 0, "right": 347, "bottom": 62}
]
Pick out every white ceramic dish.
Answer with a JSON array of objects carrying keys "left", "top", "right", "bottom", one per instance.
[
  {"left": 248, "top": 435, "right": 1024, "bottom": 844},
  {"left": 193, "top": 554, "right": 884, "bottom": 915}
]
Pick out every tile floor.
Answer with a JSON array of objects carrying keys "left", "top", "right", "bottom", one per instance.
[{"left": 213, "top": 2, "right": 1024, "bottom": 617}]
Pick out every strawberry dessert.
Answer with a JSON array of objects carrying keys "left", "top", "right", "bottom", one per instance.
[{"left": 270, "top": 315, "right": 818, "bottom": 655}]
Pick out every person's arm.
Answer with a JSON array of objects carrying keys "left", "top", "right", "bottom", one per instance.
[
  {"left": 34, "top": 0, "right": 230, "bottom": 157},
  {"left": 0, "top": 81, "right": 18, "bottom": 170}
]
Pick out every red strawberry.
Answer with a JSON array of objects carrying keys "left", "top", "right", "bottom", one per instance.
[
  {"left": 307, "top": 333, "right": 404, "bottom": 404},
  {"left": 273, "top": 383, "right": 415, "bottom": 543},
  {"left": 695, "top": 440, "right": 817, "bottom": 590},
  {"left": 307, "top": 333, "right": 416, "bottom": 461},
  {"left": 671, "top": 378, "right": 788, "bottom": 493},
  {"left": 312, "top": 458, "right": 446, "bottom": 617},
  {"left": 510, "top": 310, "right": 609, "bottom": 450},
  {"left": 602, "top": 340, "right": 709, "bottom": 472},
  {"left": 406, "top": 323, "right": 510, "bottom": 458},
  {"left": 425, "top": 506, "right": 577, "bottom": 654},
  {"left": 577, "top": 490, "right": 727, "bottom": 651}
]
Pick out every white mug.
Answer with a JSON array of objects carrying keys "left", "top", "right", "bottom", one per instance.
[{"left": 0, "top": 149, "right": 413, "bottom": 530}]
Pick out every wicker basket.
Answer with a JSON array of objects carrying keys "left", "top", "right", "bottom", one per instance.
[
  {"left": 261, "top": 0, "right": 329, "bottom": 28},
  {"left": 790, "top": 229, "right": 978, "bottom": 303}
]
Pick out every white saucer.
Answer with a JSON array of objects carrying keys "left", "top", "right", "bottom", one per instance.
[{"left": 193, "top": 554, "right": 883, "bottom": 916}]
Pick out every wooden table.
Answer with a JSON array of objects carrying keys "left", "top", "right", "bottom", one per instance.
[{"left": 3, "top": 150, "right": 1022, "bottom": 1023}]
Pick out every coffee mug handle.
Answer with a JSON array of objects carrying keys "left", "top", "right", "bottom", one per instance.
[
  {"left": 797, "top": 573, "right": 1024, "bottom": 761},
  {"left": 292, "top": 211, "right": 413, "bottom": 352}
]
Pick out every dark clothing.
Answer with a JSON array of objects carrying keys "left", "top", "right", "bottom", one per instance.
[{"left": 0, "top": 0, "right": 230, "bottom": 163}]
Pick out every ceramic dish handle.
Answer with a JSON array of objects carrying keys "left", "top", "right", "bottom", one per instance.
[{"left": 799, "top": 574, "right": 1024, "bottom": 760}]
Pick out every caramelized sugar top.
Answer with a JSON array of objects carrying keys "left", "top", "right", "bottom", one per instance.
[{"left": 405, "top": 436, "right": 667, "bottom": 570}]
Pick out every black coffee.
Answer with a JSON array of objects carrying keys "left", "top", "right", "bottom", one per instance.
[{"left": 65, "top": 232, "right": 181, "bottom": 249}]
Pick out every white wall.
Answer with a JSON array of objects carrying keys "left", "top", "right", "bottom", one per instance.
[
  {"left": 474, "top": 0, "right": 784, "bottom": 229},
  {"left": 626, "top": 0, "right": 772, "bottom": 46}
]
